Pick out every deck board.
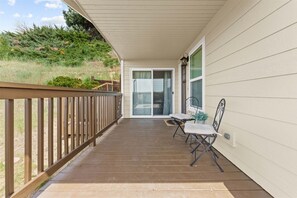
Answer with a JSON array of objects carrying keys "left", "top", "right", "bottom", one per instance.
[{"left": 35, "top": 119, "right": 272, "bottom": 198}]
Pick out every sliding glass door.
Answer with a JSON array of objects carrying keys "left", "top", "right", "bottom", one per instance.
[
  {"left": 153, "top": 71, "right": 172, "bottom": 115},
  {"left": 132, "top": 69, "right": 173, "bottom": 117}
]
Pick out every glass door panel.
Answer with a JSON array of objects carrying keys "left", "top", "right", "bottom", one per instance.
[
  {"left": 153, "top": 71, "right": 172, "bottom": 115},
  {"left": 132, "top": 71, "right": 152, "bottom": 116}
]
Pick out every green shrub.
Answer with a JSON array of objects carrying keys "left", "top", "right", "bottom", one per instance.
[
  {"left": 47, "top": 76, "right": 82, "bottom": 88},
  {"left": 47, "top": 76, "right": 99, "bottom": 89},
  {"left": 81, "top": 77, "right": 99, "bottom": 89}
]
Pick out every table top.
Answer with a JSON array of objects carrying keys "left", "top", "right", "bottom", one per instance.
[{"left": 170, "top": 113, "right": 194, "bottom": 120}]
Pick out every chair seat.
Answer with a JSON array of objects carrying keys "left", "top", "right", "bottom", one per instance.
[
  {"left": 184, "top": 123, "right": 221, "bottom": 136},
  {"left": 169, "top": 113, "right": 194, "bottom": 120}
]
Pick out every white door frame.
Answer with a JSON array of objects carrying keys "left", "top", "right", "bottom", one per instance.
[{"left": 130, "top": 68, "right": 175, "bottom": 118}]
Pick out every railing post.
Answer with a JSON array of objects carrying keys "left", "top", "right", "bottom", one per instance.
[
  {"left": 5, "top": 99, "right": 14, "bottom": 197},
  {"left": 24, "top": 99, "right": 32, "bottom": 183}
]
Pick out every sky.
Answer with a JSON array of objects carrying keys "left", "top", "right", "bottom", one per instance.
[{"left": 0, "top": 0, "right": 68, "bottom": 32}]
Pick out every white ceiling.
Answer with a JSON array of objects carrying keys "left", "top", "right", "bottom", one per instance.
[{"left": 63, "top": 0, "right": 227, "bottom": 60}]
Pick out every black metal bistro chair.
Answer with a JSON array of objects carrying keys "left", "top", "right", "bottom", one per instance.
[
  {"left": 169, "top": 97, "right": 199, "bottom": 138},
  {"left": 184, "top": 98, "right": 226, "bottom": 172}
]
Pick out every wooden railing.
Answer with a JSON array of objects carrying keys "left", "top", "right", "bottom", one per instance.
[
  {"left": 93, "top": 82, "right": 114, "bottom": 91},
  {"left": 0, "top": 82, "right": 122, "bottom": 198}
]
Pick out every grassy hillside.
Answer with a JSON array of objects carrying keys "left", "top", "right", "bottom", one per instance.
[
  {"left": 0, "top": 26, "right": 119, "bottom": 67},
  {"left": 0, "top": 60, "right": 119, "bottom": 85},
  {"left": 0, "top": 26, "right": 120, "bottom": 86}
]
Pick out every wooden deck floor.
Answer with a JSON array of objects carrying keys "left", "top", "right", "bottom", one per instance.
[{"left": 36, "top": 119, "right": 272, "bottom": 198}]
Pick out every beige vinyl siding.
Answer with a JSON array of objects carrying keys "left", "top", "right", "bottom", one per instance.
[
  {"left": 123, "top": 60, "right": 179, "bottom": 118},
  {"left": 186, "top": 0, "right": 297, "bottom": 197}
]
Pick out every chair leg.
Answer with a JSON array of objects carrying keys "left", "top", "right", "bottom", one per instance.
[
  {"left": 185, "top": 134, "right": 190, "bottom": 143},
  {"left": 172, "top": 125, "right": 180, "bottom": 138},
  {"left": 209, "top": 147, "right": 219, "bottom": 159},
  {"left": 173, "top": 121, "right": 185, "bottom": 138},
  {"left": 191, "top": 136, "right": 207, "bottom": 153},
  {"left": 190, "top": 144, "right": 210, "bottom": 166},
  {"left": 210, "top": 149, "right": 224, "bottom": 172},
  {"left": 190, "top": 135, "right": 223, "bottom": 172}
]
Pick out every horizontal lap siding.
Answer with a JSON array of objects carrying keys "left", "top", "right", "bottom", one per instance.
[{"left": 189, "top": 0, "right": 297, "bottom": 197}]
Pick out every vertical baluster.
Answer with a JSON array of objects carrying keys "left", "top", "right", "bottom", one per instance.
[
  {"left": 88, "top": 97, "right": 92, "bottom": 140},
  {"left": 117, "top": 95, "right": 119, "bottom": 119},
  {"left": 110, "top": 96, "right": 112, "bottom": 123},
  {"left": 57, "top": 98, "right": 62, "bottom": 160},
  {"left": 5, "top": 99, "right": 14, "bottom": 197},
  {"left": 80, "top": 97, "right": 84, "bottom": 143},
  {"left": 112, "top": 96, "right": 114, "bottom": 120},
  {"left": 107, "top": 96, "right": 109, "bottom": 125},
  {"left": 106, "top": 96, "right": 110, "bottom": 126},
  {"left": 112, "top": 96, "right": 114, "bottom": 121},
  {"left": 24, "top": 99, "right": 32, "bottom": 183},
  {"left": 111, "top": 96, "right": 113, "bottom": 122},
  {"left": 84, "top": 97, "right": 88, "bottom": 141},
  {"left": 38, "top": 98, "right": 44, "bottom": 173},
  {"left": 119, "top": 95, "right": 121, "bottom": 118},
  {"left": 70, "top": 97, "right": 75, "bottom": 151},
  {"left": 48, "top": 98, "right": 54, "bottom": 166},
  {"left": 63, "top": 98, "right": 69, "bottom": 155},
  {"left": 92, "top": 96, "right": 96, "bottom": 146},
  {"left": 102, "top": 96, "right": 105, "bottom": 128},
  {"left": 104, "top": 96, "right": 107, "bottom": 127},
  {"left": 75, "top": 97, "right": 80, "bottom": 147},
  {"left": 114, "top": 96, "right": 117, "bottom": 120},
  {"left": 96, "top": 97, "right": 99, "bottom": 133},
  {"left": 99, "top": 96, "right": 102, "bottom": 131},
  {"left": 114, "top": 96, "right": 116, "bottom": 120},
  {"left": 100, "top": 96, "right": 103, "bottom": 129},
  {"left": 107, "top": 97, "right": 109, "bottom": 124}
]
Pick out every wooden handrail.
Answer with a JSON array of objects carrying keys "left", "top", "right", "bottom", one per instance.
[
  {"left": 0, "top": 82, "right": 122, "bottom": 198},
  {"left": 0, "top": 82, "right": 119, "bottom": 99}
]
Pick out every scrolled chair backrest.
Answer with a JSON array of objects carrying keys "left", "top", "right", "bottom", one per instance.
[{"left": 212, "top": 98, "right": 226, "bottom": 132}]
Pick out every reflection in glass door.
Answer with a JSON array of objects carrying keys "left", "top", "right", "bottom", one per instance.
[
  {"left": 153, "top": 71, "right": 172, "bottom": 115},
  {"left": 132, "top": 70, "right": 173, "bottom": 117}
]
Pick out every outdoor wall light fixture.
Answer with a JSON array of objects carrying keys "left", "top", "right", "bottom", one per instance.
[{"left": 180, "top": 54, "right": 189, "bottom": 67}]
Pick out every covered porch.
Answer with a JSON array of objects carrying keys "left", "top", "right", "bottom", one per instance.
[{"left": 36, "top": 119, "right": 271, "bottom": 198}]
